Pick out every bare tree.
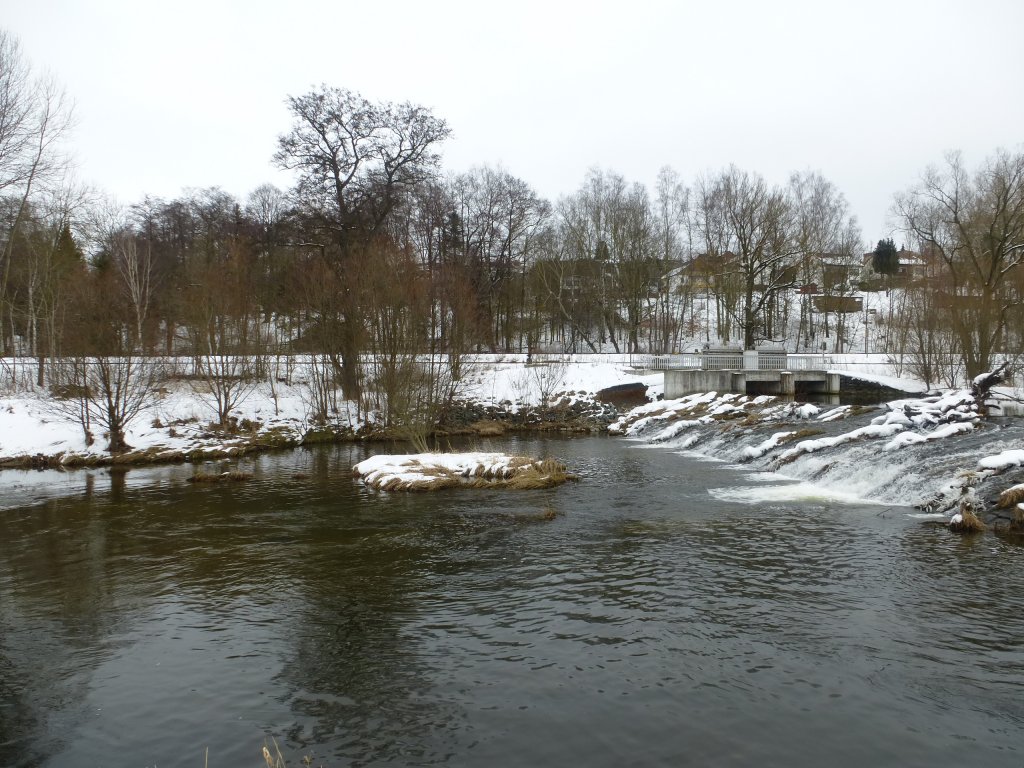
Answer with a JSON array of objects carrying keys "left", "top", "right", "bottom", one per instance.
[
  {"left": 0, "top": 30, "right": 73, "bottom": 356},
  {"left": 695, "top": 167, "right": 798, "bottom": 349},
  {"left": 531, "top": 226, "right": 601, "bottom": 353},
  {"left": 444, "top": 166, "right": 549, "bottom": 351},
  {"left": 274, "top": 85, "right": 451, "bottom": 398},
  {"left": 895, "top": 150, "right": 1024, "bottom": 378},
  {"left": 51, "top": 268, "right": 163, "bottom": 453},
  {"left": 56, "top": 354, "right": 163, "bottom": 453},
  {"left": 789, "top": 171, "right": 862, "bottom": 351},
  {"left": 554, "top": 169, "right": 662, "bottom": 352},
  {"left": 113, "top": 234, "right": 155, "bottom": 350},
  {"left": 903, "top": 277, "right": 963, "bottom": 388},
  {"left": 653, "top": 166, "right": 690, "bottom": 352}
]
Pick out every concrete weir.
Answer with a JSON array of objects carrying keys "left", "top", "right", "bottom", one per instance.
[
  {"left": 634, "top": 349, "right": 840, "bottom": 399},
  {"left": 663, "top": 368, "right": 841, "bottom": 398}
]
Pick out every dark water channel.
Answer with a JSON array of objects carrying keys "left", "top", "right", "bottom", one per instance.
[{"left": 1, "top": 436, "right": 1023, "bottom": 767}]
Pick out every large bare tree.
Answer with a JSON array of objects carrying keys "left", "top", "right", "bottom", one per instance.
[
  {"left": 694, "top": 167, "right": 798, "bottom": 349},
  {"left": 274, "top": 86, "right": 450, "bottom": 397},
  {"left": 895, "top": 150, "right": 1024, "bottom": 378}
]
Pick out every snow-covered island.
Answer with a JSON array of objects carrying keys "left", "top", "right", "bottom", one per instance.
[{"left": 352, "top": 452, "right": 575, "bottom": 491}]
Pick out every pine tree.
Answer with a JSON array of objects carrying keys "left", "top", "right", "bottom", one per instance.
[{"left": 871, "top": 238, "right": 899, "bottom": 275}]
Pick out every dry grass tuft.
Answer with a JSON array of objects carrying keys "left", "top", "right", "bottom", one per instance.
[
  {"left": 997, "top": 485, "right": 1024, "bottom": 509},
  {"left": 470, "top": 420, "right": 506, "bottom": 437},
  {"left": 502, "top": 469, "right": 563, "bottom": 490},
  {"left": 779, "top": 428, "right": 824, "bottom": 444},
  {"left": 846, "top": 405, "right": 877, "bottom": 418},
  {"left": 259, "top": 737, "right": 322, "bottom": 768},
  {"left": 500, "top": 459, "right": 578, "bottom": 490},
  {"left": 949, "top": 508, "right": 986, "bottom": 534},
  {"left": 738, "top": 413, "right": 760, "bottom": 427},
  {"left": 262, "top": 739, "right": 285, "bottom": 768},
  {"left": 775, "top": 453, "right": 800, "bottom": 468},
  {"left": 383, "top": 473, "right": 462, "bottom": 492}
]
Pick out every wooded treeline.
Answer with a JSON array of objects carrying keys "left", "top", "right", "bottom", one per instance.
[{"left": 3, "top": 30, "right": 1024, "bottom": 401}]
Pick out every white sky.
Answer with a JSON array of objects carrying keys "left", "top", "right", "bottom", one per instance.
[{"left": 7, "top": 0, "right": 1024, "bottom": 247}]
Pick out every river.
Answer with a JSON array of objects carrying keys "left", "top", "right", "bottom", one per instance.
[{"left": 1, "top": 436, "right": 1022, "bottom": 767}]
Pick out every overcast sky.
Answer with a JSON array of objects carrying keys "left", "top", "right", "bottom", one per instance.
[{"left": 7, "top": 0, "right": 1024, "bottom": 246}]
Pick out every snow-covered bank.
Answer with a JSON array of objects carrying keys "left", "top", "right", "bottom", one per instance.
[
  {"left": 0, "top": 381, "right": 316, "bottom": 467},
  {"left": 0, "top": 357, "right": 663, "bottom": 468},
  {"left": 1, "top": 352, "right": 1019, "bottom": 536}
]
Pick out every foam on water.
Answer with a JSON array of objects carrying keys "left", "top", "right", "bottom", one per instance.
[{"left": 709, "top": 480, "right": 882, "bottom": 505}]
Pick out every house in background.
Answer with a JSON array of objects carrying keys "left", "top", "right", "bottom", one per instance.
[{"left": 860, "top": 245, "right": 939, "bottom": 283}]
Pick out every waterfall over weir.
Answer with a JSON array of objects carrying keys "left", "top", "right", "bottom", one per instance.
[{"left": 610, "top": 391, "right": 1024, "bottom": 514}]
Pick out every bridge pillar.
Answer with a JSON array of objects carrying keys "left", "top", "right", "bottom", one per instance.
[
  {"left": 742, "top": 349, "right": 758, "bottom": 370},
  {"left": 779, "top": 371, "right": 795, "bottom": 395},
  {"left": 827, "top": 372, "right": 841, "bottom": 394},
  {"left": 730, "top": 371, "right": 746, "bottom": 394}
]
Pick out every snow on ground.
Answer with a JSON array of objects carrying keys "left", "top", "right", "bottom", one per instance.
[
  {"left": 882, "top": 421, "right": 975, "bottom": 451},
  {"left": 827, "top": 354, "right": 930, "bottom": 393},
  {"left": 0, "top": 381, "right": 319, "bottom": 465},
  {"left": 0, "top": 353, "right": 1015, "bottom": 476},
  {"left": 458, "top": 354, "right": 663, "bottom": 407},
  {"left": 0, "top": 355, "right": 657, "bottom": 466}
]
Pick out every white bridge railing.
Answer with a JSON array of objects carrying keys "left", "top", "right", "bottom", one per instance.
[{"left": 630, "top": 351, "right": 834, "bottom": 371}]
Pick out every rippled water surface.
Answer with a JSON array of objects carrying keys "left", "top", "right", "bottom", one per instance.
[{"left": 1, "top": 436, "right": 1023, "bottom": 767}]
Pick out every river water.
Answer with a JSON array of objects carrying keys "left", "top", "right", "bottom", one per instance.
[{"left": 1, "top": 436, "right": 1022, "bottom": 768}]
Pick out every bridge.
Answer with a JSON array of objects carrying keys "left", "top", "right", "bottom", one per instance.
[{"left": 629, "top": 348, "right": 840, "bottom": 398}]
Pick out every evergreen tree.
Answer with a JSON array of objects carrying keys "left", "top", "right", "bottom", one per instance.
[{"left": 871, "top": 238, "right": 899, "bottom": 275}]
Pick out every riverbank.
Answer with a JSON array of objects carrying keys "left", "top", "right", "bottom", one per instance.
[
  {"left": 4, "top": 357, "right": 1021, "bottom": 535},
  {"left": 0, "top": 357, "right": 661, "bottom": 469}
]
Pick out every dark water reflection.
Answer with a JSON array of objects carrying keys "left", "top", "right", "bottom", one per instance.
[{"left": 1, "top": 437, "right": 1023, "bottom": 767}]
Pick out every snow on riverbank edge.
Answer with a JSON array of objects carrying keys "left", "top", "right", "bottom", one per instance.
[{"left": 0, "top": 359, "right": 663, "bottom": 468}]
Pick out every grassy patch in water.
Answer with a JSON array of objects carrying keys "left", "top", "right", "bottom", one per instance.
[
  {"left": 779, "top": 428, "right": 824, "bottom": 444},
  {"left": 188, "top": 470, "right": 253, "bottom": 484},
  {"left": 949, "top": 508, "right": 986, "bottom": 534},
  {"left": 470, "top": 419, "right": 506, "bottom": 436}
]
